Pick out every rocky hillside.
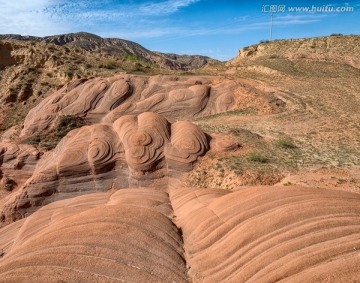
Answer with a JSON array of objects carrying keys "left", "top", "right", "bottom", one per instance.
[
  {"left": 1, "top": 32, "right": 217, "bottom": 70},
  {"left": 228, "top": 35, "right": 360, "bottom": 70},
  {"left": 0, "top": 38, "right": 139, "bottom": 131},
  {"left": 0, "top": 33, "right": 218, "bottom": 132}
]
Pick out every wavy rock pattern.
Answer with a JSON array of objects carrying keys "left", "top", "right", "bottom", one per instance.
[
  {"left": 0, "top": 189, "right": 188, "bottom": 282},
  {"left": 0, "top": 143, "right": 40, "bottom": 192},
  {"left": 1, "top": 112, "right": 208, "bottom": 224},
  {"left": 21, "top": 76, "right": 123, "bottom": 136},
  {"left": 2, "top": 185, "right": 360, "bottom": 282},
  {"left": 165, "top": 121, "right": 208, "bottom": 172},
  {"left": 19, "top": 75, "right": 282, "bottom": 137},
  {"left": 113, "top": 112, "right": 170, "bottom": 172},
  {"left": 3, "top": 75, "right": 233, "bottom": 224},
  {"left": 170, "top": 186, "right": 360, "bottom": 282}
]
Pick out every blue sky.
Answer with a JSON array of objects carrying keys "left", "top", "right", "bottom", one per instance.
[{"left": 0, "top": 0, "right": 359, "bottom": 60}]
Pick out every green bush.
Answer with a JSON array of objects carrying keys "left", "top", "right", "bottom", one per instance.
[
  {"left": 247, "top": 152, "right": 269, "bottom": 163},
  {"left": 275, "top": 137, "right": 297, "bottom": 149},
  {"left": 125, "top": 54, "right": 139, "bottom": 62}
]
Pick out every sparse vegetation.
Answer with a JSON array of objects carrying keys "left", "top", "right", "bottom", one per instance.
[
  {"left": 186, "top": 151, "right": 284, "bottom": 190},
  {"left": 275, "top": 137, "right": 297, "bottom": 149},
  {"left": 247, "top": 152, "right": 269, "bottom": 163},
  {"left": 124, "top": 54, "right": 139, "bottom": 62},
  {"left": 22, "top": 115, "right": 86, "bottom": 150},
  {"left": 98, "top": 59, "right": 119, "bottom": 69}
]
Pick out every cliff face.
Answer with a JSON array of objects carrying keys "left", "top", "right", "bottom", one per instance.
[{"left": 0, "top": 42, "right": 17, "bottom": 69}]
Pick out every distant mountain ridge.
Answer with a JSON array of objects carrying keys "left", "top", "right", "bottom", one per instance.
[{"left": 0, "top": 32, "right": 217, "bottom": 70}]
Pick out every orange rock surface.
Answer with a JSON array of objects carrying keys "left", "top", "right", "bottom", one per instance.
[
  {"left": 170, "top": 186, "right": 360, "bottom": 282},
  {"left": 0, "top": 189, "right": 188, "bottom": 282}
]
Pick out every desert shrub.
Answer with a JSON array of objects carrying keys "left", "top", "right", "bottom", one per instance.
[
  {"left": 22, "top": 115, "right": 85, "bottom": 150},
  {"left": 22, "top": 135, "right": 41, "bottom": 146},
  {"left": 5, "top": 90, "right": 18, "bottom": 103},
  {"left": 275, "top": 137, "right": 297, "bottom": 149},
  {"left": 180, "top": 71, "right": 196, "bottom": 76},
  {"left": 130, "top": 62, "right": 143, "bottom": 72},
  {"left": 98, "top": 60, "right": 118, "bottom": 69},
  {"left": 56, "top": 115, "right": 85, "bottom": 136},
  {"left": 66, "top": 70, "right": 74, "bottom": 77},
  {"left": 247, "top": 152, "right": 269, "bottom": 163},
  {"left": 104, "top": 63, "right": 117, "bottom": 69},
  {"left": 125, "top": 54, "right": 139, "bottom": 62}
]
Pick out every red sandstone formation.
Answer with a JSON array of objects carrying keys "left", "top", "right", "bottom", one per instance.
[
  {"left": 0, "top": 189, "right": 189, "bottom": 282},
  {"left": 0, "top": 112, "right": 209, "bottom": 224},
  {"left": 170, "top": 186, "right": 360, "bottom": 282}
]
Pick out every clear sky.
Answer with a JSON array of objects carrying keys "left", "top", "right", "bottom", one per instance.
[{"left": 0, "top": 0, "right": 359, "bottom": 60}]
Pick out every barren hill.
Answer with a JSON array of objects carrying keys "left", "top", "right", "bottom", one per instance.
[
  {"left": 0, "top": 35, "right": 360, "bottom": 282},
  {"left": 229, "top": 35, "right": 360, "bottom": 69},
  {"left": 0, "top": 32, "right": 216, "bottom": 70}
]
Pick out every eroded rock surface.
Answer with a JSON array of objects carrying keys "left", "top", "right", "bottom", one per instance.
[
  {"left": 1, "top": 112, "right": 208, "bottom": 224},
  {"left": 170, "top": 186, "right": 360, "bottom": 282},
  {"left": 0, "top": 189, "right": 189, "bottom": 282},
  {"left": 0, "top": 73, "right": 289, "bottom": 224},
  {"left": 0, "top": 143, "right": 40, "bottom": 192},
  {"left": 20, "top": 74, "right": 283, "bottom": 137},
  {"left": 1, "top": 184, "right": 360, "bottom": 282}
]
